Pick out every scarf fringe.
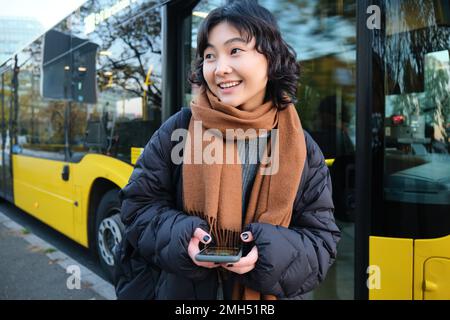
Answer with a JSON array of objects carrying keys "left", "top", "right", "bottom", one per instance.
[{"left": 188, "top": 210, "right": 241, "bottom": 248}]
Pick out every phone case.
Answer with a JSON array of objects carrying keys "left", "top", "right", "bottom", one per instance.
[{"left": 195, "top": 247, "right": 243, "bottom": 263}]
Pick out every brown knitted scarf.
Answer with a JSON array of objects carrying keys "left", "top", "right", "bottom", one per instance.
[{"left": 182, "top": 87, "right": 306, "bottom": 300}]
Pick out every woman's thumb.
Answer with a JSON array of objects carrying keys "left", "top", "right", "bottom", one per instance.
[{"left": 193, "top": 228, "right": 212, "bottom": 244}]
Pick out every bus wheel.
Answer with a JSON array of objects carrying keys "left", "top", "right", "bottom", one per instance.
[{"left": 95, "top": 189, "right": 124, "bottom": 281}]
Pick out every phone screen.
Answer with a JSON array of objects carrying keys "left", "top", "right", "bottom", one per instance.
[{"left": 200, "top": 247, "right": 241, "bottom": 256}]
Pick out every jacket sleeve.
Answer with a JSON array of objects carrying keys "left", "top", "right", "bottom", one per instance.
[
  {"left": 119, "top": 112, "right": 212, "bottom": 281},
  {"left": 241, "top": 131, "right": 341, "bottom": 298}
]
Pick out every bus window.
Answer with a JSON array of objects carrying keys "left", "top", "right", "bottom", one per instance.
[
  {"left": 67, "top": 1, "right": 163, "bottom": 164},
  {"left": 17, "top": 36, "right": 66, "bottom": 160},
  {"left": 378, "top": 0, "right": 450, "bottom": 239}
]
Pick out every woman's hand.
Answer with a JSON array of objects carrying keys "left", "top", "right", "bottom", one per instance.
[
  {"left": 221, "top": 231, "right": 258, "bottom": 274},
  {"left": 188, "top": 228, "right": 220, "bottom": 269}
]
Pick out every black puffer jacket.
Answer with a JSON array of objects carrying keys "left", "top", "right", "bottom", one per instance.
[{"left": 115, "top": 108, "right": 340, "bottom": 300}]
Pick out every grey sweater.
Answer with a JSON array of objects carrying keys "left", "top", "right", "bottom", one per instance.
[{"left": 237, "top": 133, "right": 269, "bottom": 220}]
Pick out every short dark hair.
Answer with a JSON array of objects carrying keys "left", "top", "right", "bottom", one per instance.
[{"left": 189, "top": 0, "right": 300, "bottom": 110}]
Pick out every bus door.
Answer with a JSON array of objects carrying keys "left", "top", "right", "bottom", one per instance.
[
  {"left": 367, "top": 0, "right": 450, "bottom": 300},
  {"left": 0, "top": 63, "right": 15, "bottom": 202}
]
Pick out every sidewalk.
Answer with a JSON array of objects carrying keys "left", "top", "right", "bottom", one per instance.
[{"left": 0, "top": 212, "right": 116, "bottom": 300}]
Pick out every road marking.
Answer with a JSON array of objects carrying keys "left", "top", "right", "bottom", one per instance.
[{"left": 0, "top": 211, "right": 116, "bottom": 300}]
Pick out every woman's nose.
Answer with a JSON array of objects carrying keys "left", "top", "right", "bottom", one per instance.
[{"left": 214, "top": 59, "right": 233, "bottom": 76}]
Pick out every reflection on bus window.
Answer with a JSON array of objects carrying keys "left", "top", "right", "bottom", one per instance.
[
  {"left": 16, "top": 36, "right": 66, "bottom": 160},
  {"left": 384, "top": 50, "right": 450, "bottom": 204},
  {"left": 380, "top": 0, "right": 450, "bottom": 238},
  {"left": 12, "top": 1, "right": 163, "bottom": 164},
  {"left": 69, "top": 3, "right": 162, "bottom": 163}
]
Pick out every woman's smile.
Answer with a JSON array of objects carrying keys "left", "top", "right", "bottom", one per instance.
[{"left": 217, "top": 80, "right": 243, "bottom": 94}]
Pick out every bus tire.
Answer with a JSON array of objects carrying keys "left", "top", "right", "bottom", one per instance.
[{"left": 95, "top": 189, "right": 124, "bottom": 282}]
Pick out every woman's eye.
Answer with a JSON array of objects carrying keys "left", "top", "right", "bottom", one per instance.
[
  {"left": 204, "top": 53, "right": 214, "bottom": 60},
  {"left": 230, "top": 48, "right": 242, "bottom": 55}
]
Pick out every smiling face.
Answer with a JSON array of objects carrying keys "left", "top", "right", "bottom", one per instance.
[{"left": 202, "top": 22, "right": 269, "bottom": 111}]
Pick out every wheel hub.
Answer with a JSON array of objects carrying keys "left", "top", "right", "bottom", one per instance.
[{"left": 98, "top": 215, "right": 122, "bottom": 267}]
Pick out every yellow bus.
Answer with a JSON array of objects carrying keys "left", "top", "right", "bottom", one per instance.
[{"left": 0, "top": 0, "right": 449, "bottom": 299}]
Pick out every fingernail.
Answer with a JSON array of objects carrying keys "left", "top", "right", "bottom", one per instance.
[
  {"left": 203, "top": 235, "right": 211, "bottom": 243},
  {"left": 227, "top": 264, "right": 233, "bottom": 267},
  {"left": 241, "top": 232, "right": 249, "bottom": 240}
]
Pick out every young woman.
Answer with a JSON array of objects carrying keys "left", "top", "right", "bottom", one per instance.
[{"left": 115, "top": 0, "right": 340, "bottom": 300}]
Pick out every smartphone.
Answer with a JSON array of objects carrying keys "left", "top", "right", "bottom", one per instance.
[{"left": 195, "top": 246, "right": 242, "bottom": 263}]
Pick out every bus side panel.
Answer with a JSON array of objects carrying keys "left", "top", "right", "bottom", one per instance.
[
  {"left": 13, "top": 154, "right": 75, "bottom": 238},
  {"left": 13, "top": 153, "right": 133, "bottom": 248},
  {"left": 414, "top": 235, "right": 450, "bottom": 300},
  {"left": 369, "top": 236, "right": 413, "bottom": 300},
  {"left": 71, "top": 154, "right": 133, "bottom": 247}
]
